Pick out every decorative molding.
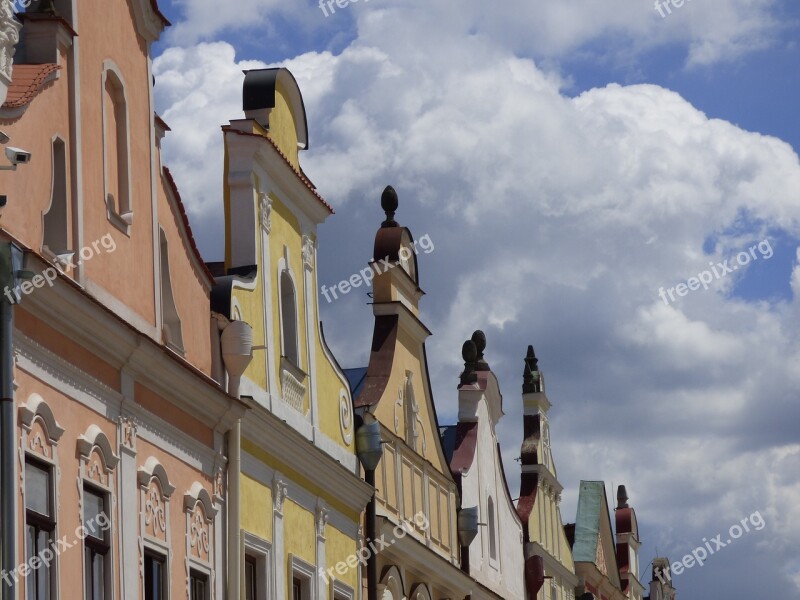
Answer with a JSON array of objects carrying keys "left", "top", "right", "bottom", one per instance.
[
  {"left": 183, "top": 482, "right": 218, "bottom": 519},
  {"left": 394, "top": 383, "right": 403, "bottom": 434},
  {"left": 258, "top": 192, "right": 272, "bottom": 233},
  {"left": 120, "top": 416, "right": 137, "bottom": 452},
  {"left": 301, "top": 235, "right": 314, "bottom": 270},
  {"left": 338, "top": 388, "right": 353, "bottom": 445},
  {"left": 143, "top": 480, "right": 167, "bottom": 540},
  {"left": 272, "top": 476, "right": 288, "bottom": 514},
  {"left": 315, "top": 503, "right": 329, "bottom": 539},
  {"left": 77, "top": 424, "right": 120, "bottom": 470},
  {"left": 0, "top": 1, "right": 20, "bottom": 105},
  {"left": 137, "top": 457, "right": 176, "bottom": 497},
  {"left": 19, "top": 392, "right": 65, "bottom": 443}
]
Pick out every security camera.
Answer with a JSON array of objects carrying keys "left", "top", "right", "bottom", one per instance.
[
  {"left": 5, "top": 147, "right": 31, "bottom": 166},
  {"left": 0, "top": 131, "right": 8, "bottom": 145}
]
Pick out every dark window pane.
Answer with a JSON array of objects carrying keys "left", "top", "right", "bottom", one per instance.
[
  {"left": 293, "top": 577, "right": 303, "bottom": 600},
  {"left": 25, "top": 462, "right": 50, "bottom": 517},
  {"left": 190, "top": 570, "right": 208, "bottom": 600},
  {"left": 82, "top": 489, "right": 106, "bottom": 541},
  {"left": 245, "top": 557, "right": 257, "bottom": 600},
  {"left": 144, "top": 553, "right": 165, "bottom": 600}
]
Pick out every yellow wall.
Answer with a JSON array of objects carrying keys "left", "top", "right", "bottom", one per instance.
[
  {"left": 241, "top": 474, "right": 273, "bottom": 541},
  {"left": 268, "top": 84, "right": 300, "bottom": 166}
]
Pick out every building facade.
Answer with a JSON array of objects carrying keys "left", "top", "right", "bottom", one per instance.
[
  {"left": 212, "top": 67, "right": 373, "bottom": 600},
  {"left": 0, "top": 1, "right": 247, "bottom": 599},
  {"left": 441, "top": 331, "right": 527, "bottom": 600},
  {"left": 516, "top": 347, "right": 580, "bottom": 600},
  {"left": 345, "top": 189, "right": 473, "bottom": 600}
]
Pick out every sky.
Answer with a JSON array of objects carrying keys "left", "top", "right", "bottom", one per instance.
[{"left": 149, "top": 1, "right": 800, "bottom": 597}]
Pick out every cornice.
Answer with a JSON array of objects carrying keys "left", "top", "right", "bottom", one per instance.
[{"left": 242, "top": 407, "right": 372, "bottom": 513}]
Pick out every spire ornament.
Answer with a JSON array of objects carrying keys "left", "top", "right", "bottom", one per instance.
[
  {"left": 459, "top": 340, "right": 478, "bottom": 386},
  {"left": 380, "top": 185, "right": 399, "bottom": 228}
]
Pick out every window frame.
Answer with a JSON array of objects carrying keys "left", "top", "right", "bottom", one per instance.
[
  {"left": 25, "top": 456, "right": 56, "bottom": 600},
  {"left": 82, "top": 484, "right": 111, "bottom": 600},
  {"left": 143, "top": 549, "right": 167, "bottom": 600},
  {"left": 189, "top": 569, "right": 209, "bottom": 600},
  {"left": 101, "top": 60, "right": 133, "bottom": 235},
  {"left": 243, "top": 532, "right": 271, "bottom": 600}
]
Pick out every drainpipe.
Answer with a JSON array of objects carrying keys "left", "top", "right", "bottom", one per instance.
[
  {"left": 0, "top": 243, "right": 23, "bottom": 600},
  {"left": 220, "top": 320, "right": 253, "bottom": 600}
]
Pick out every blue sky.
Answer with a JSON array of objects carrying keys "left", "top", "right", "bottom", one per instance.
[{"left": 151, "top": 1, "right": 800, "bottom": 597}]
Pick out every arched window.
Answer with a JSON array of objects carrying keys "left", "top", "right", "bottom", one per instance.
[
  {"left": 487, "top": 496, "right": 497, "bottom": 561},
  {"left": 42, "top": 137, "right": 70, "bottom": 256},
  {"left": 280, "top": 269, "right": 299, "bottom": 366},
  {"left": 102, "top": 62, "right": 132, "bottom": 232},
  {"left": 159, "top": 229, "right": 184, "bottom": 353}
]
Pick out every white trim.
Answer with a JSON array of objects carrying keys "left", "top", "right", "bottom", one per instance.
[
  {"left": 101, "top": 59, "right": 133, "bottom": 235},
  {"left": 332, "top": 579, "right": 355, "bottom": 600},
  {"left": 244, "top": 532, "right": 273, "bottom": 600},
  {"left": 290, "top": 554, "right": 317, "bottom": 600}
]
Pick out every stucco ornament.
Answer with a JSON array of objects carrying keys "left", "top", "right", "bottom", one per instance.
[
  {"left": 258, "top": 192, "right": 271, "bottom": 233},
  {"left": 0, "top": 1, "right": 20, "bottom": 106}
]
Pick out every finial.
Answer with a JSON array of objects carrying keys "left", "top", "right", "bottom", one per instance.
[
  {"left": 523, "top": 345, "right": 541, "bottom": 393},
  {"left": 523, "top": 362, "right": 536, "bottom": 394},
  {"left": 381, "top": 186, "right": 399, "bottom": 228},
  {"left": 617, "top": 485, "right": 629, "bottom": 508},
  {"left": 460, "top": 340, "right": 478, "bottom": 386},
  {"left": 524, "top": 345, "right": 539, "bottom": 372},
  {"left": 471, "top": 330, "right": 489, "bottom": 371}
]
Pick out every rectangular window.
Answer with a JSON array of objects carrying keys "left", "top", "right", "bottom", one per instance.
[
  {"left": 292, "top": 577, "right": 303, "bottom": 600},
  {"left": 25, "top": 458, "right": 54, "bottom": 600},
  {"left": 190, "top": 570, "right": 208, "bottom": 600},
  {"left": 144, "top": 551, "right": 166, "bottom": 600},
  {"left": 244, "top": 556, "right": 257, "bottom": 600},
  {"left": 83, "top": 486, "right": 109, "bottom": 600}
]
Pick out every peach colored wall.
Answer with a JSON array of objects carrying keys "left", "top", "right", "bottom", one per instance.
[
  {"left": 16, "top": 307, "right": 120, "bottom": 391},
  {"left": 77, "top": 0, "right": 156, "bottom": 326},
  {"left": 15, "top": 369, "right": 217, "bottom": 600},
  {"left": 135, "top": 382, "right": 214, "bottom": 447},
  {"left": 0, "top": 45, "right": 71, "bottom": 251},
  {"left": 156, "top": 177, "right": 212, "bottom": 374},
  {"left": 135, "top": 436, "right": 216, "bottom": 599},
  {"left": 15, "top": 370, "right": 122, "bottom": 600}
]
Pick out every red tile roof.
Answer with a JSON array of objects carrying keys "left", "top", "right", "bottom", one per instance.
[
  {"left": 3, "top": 64, "right": 60, "bottom": 109},
  {"left": 222, "top": 125, "right": 334, "bottom": 214}
]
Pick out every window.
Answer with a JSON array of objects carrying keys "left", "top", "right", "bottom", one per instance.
[
  {"left": 244, "top": 533, "right": 271, "bottom": 600},
  {"left": 102, "top": 65, "right": 131, "bottom": 230},
  {"left": 42, "top": 137, "right": 70, "bottom": 257},
  {"left": 279, "top": 270, "right": 299, "bottom": 366},
  {"left": 190, "top": 570, "right": 208, "bottom": 600},
  {"left": 25, "top": 458, "right": 54, "bottom": 600},
  {"left": 144, "top": 551, "right": 166, "bottom": 600},
  {"left": 487, "top": 496, "right": 497, "bottom": 561},
  {"left": 292, "top": 577, "right": 303, "bottom": 600},
  {"left": 83, "top": 486, "right": 109, "bottom": 600},
  {"left": 245, "top": 556, "right": 257, "bottom": 600},
  {"left": 159, "top": 229, "right": 184, "bottom": 353}
]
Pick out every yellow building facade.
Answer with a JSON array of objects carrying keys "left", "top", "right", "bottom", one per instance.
[
  {"left": 213, "top": 68, "right": 372, "bottom": 600},
  {"left": 346, "top": 190, "right": 474, "bottom": 600}
]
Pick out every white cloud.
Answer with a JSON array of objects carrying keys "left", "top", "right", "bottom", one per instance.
[{"left": 153, "top": 3, "right": 800, "bottom": 596}]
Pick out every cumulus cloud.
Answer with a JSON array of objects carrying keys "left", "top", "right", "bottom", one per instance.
[{"left": 153, "top": 2, "right": 800, "bottom": 596}]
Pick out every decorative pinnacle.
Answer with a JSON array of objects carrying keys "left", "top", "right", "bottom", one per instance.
[
  {"left": 460, "top": 340, "right": 478, "bottom": 386},
  {"left": 617, "top": 485, "right": 629, "bottom": 509},
  {"left": 381, "top": 186, "right": 399, "bottom": 228},
  {"left": 472, "top": 330, "right": 489, "bottom": 371},
  {"left": 523, "top": 345, "right": 541, "bottom": 393}
]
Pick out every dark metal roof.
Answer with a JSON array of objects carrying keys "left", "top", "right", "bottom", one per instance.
[{"left": 343, "top": 367, "right": 368, "bottom": 399}]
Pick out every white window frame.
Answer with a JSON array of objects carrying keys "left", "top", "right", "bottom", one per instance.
[
  {"left": 243, "top": 532, "right": 272, "bottom": 600},
  {"left": 290, "top": 554, "right": 316, "bottom": 600}
]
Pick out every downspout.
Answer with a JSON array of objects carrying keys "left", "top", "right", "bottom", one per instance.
[
  {"left": 220, "top": 319, "right": 253, "bottom": 600},
  {"left": 0, "top": 243, "right": 24, "bottom": 600}
]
